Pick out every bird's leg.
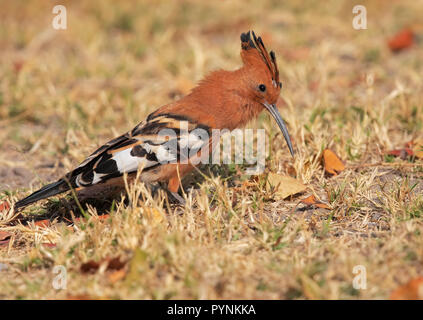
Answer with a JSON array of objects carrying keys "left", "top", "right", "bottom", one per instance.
[
  {"left": 166, "top": 176, "right": 186, "bottom": 205},
  {"left": 168, "top": 191, "right": 186, "bottom": 205}
]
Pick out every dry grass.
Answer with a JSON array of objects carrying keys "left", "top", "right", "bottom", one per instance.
[{"left": 1, "top": 0, "right": 423, "bottom": 299}]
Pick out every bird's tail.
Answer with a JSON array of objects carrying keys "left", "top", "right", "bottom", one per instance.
[{"left": 14, "top": 179, "right": 71, "bottom": 209}]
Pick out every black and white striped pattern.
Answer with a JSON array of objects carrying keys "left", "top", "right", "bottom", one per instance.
[{"left": 67, "top": 113, "right": 211, "bottom": 188}]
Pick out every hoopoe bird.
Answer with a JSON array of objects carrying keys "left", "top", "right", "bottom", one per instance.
[{"left": 15, "top": 31, "right": 294, "bottom": 209}]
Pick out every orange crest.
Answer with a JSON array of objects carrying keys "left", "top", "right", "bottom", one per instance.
[{"left": 240, "top": 31, "right": 280, "bottom": 88}]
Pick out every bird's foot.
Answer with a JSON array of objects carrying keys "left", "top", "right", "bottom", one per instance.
[{"left": 168, "top": 191, "right": 186, "bottom": 206}]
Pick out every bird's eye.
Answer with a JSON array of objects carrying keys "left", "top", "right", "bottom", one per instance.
[{"left": 258, "top": 84, "right": 266, "bottom": 92}]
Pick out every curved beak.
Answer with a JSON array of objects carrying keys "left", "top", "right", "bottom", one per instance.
[{"left": 263, "top": 102, "right": 294, "bottom": 157}]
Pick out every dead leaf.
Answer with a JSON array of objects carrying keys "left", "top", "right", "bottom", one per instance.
[
  {"left": 80, "top": 256, "right": 126, "bottom": 274},
  {"left": 95, "top": 214, "right": 110, "bottom": 221},
  {"left": 107, "top": 256, "right": 126, "bottom": 270},
  {"left": 388, "top": 28, "right": 414, "bottom": 52},
  {"left": 80, "top": 260, "right": 100, "bottom": 274},
  {"left": 300, "top": 195, "right": 330, "bottom": 209},
  {"left": 266, "top": 173, "right": 307, "bottom": 200},
  {"left": 405, "top": 140, "right": 414, "bottom": 149},
  {"left": 34, "top": 219, "right": 51, "bottom": 228},
  {"left": 0, "top": 231, "right": 11, "bottom": 247},
  {"left": 414, "top": 150, "right": 423, "bottom": 159},
  {"left": 323, "top": 149, "right": 345, "bottom": 175},
  {"left": 232, "top": 179, "right": 257, "bottom": 193},
  {"left": 387, "top": 148, "right": 414, "bottom": 160},
  {"left": 0, "top": 201, "right": 10, "bottom": 212},
  {"left": 390, "top": 277, "right": 423, "bottom": 300},
  {"left": 0, "top": 231, "right": 10, "bottom": 240}
]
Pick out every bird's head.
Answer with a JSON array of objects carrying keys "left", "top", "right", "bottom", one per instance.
[{"left": 239, "top": 31, "right": 294, "bottom": 157}]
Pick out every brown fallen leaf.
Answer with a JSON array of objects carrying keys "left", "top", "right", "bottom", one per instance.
[
  {"left": 0, "top": 231, "right": 12, "bottom": 247},
  {"left": 0, "top": 200, "right": 10, "bottom": 212},
  {"left": 0, "top": 231, "right": 10, "bottom": 240},
  {"left": 266, "top": 172, "right": 307, "bottom": 200},
  {"left": 232, "top": 179, "right": 257, "bottom": 193},
  {"left": 80, "top": 256, "right": 126, "bottom": 274},
  {"left": 34, "top": 219, "right": 51, "bottom": 228},
  {"left": 0, "top": 239, "right": 11, "bottom": 247},
  {"left": 390, "top": 277, "right": 423, "bottom": 300},
  {"left": 405, "top": 140, "right": 414, "bottom": 149},
  {"left": 0, "top": 231, "right": 11, "bottom": 247},
  {"left": 80, "top": 260, "right": 100, "bottom": 274},
  {"left": 388, "top": 28, "right": 414, "bottom": 52},
  {"left": 323, "top": 149, "right": 345, "bottom": 176},
  {"left": 300, "top": 195, "right": 330, "bottom": 209},
  {"left": 414, "top": 150, "right": 423, "bottom": 159},
  {"left": 387, "top": 148, "right": 414, "bottom": 160},
  {"left": 107, "top": 256, "right": 126, "bottom": 270}
]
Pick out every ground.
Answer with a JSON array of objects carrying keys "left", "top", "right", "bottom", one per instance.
[{"left": 0, "top": 0, "right": 422, "bottom": 299}]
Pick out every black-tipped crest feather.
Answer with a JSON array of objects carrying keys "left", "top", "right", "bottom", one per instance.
[
  {"left": 240, "top": 30, "right": 279, "bottom": 83},
  {"left": 240, "top": 31, "right": 256, "bottom": 50}
]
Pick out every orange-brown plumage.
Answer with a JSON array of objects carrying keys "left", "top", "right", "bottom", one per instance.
[{"left": 15, "top": 30, "right": 293, "bottom": 208}]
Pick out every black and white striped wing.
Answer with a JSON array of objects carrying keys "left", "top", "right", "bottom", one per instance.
[{"left": 66, "top": 113, "right": 211, "bottom": 188}]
